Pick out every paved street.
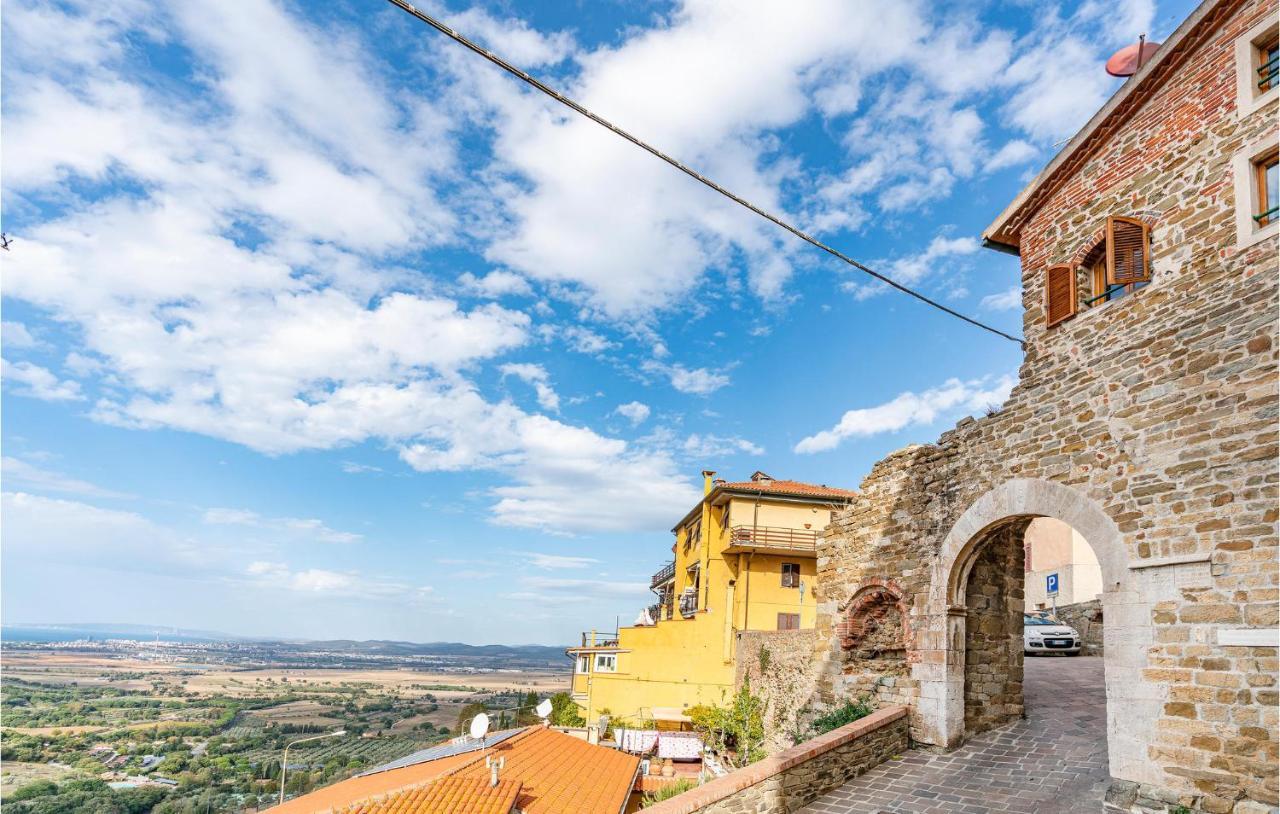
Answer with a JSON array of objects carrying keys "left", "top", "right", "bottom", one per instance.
[{"left": 801, "top": 656, "right": 1110, "bottom": 814}]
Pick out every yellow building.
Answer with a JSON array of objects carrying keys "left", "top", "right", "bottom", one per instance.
[{"left": 567, "top": 470, "right": 856, "bottom": 728}]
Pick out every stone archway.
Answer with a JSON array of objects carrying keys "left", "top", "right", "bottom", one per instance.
[{"left": 912, "top": 479, "right": 1162, "bottom": 787}]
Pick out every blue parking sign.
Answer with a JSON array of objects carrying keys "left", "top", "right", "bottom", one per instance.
[{"left": 1046, "top": 573, "right": 1059, "bottom": 597}]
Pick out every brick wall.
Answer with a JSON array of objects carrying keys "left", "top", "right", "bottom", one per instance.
[
  {"left": 808, "top": 0, "right": 1278, "bottom": 810},
  {"left": 640, "top": 706, "right": 909, "bottom": 814}
]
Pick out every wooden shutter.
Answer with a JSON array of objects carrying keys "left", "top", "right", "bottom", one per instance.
[
  {"left": 1045, "top": 264, "right": 1076, "bottom": 327},
  {"left": 1106, "top": 216, "right": 1150, "bottom": 285}
]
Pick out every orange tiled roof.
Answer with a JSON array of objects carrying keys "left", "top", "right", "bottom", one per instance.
[
  {"left": 269, "top": 752, "right": 479, "bottom": 814},
  {"left": 718, "top": 478, "right": 858, "bottom": 500},
  {"left": 272, "top": 727, "right": 639, "bottom": 814},
  {"left": 336, "top": 776, "right": 520, "bottom": 814},
  {"left": 451, "top": 727, "right": 639, "bottom": 814}
]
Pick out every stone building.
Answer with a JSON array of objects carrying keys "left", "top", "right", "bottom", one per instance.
[{"left": 804, "top": 0, "right": 1278, "bottom": 810}]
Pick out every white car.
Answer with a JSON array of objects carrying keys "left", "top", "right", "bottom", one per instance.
[{"left": 1024, "top": 613, "right": 1082, "bottom": 655}]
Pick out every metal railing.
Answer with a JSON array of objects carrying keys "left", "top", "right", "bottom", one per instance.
[
  {"left": 1257, "top": 53, "right": 1278, "bottom": 90},
  {"left": 1253, "top": 205, "right": 1278, "bottom": 225},
  {"left": 577, "top": 629, "right": 620, "bottom": 648},
  {"left": 650, "top": 560, "right": 676, "bottom": 589},
  {"left": 728, "top": 524, "right": 819, "bottom": 552}
]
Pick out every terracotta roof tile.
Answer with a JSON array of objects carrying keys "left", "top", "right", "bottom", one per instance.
[
  {"left": 451, "top": 727, "right": 639, "bottom": 814},
  {"left": 718, "top": 479, "right": 857, "bottom": 499},
  {"left": 335, "top": 776, "right": 520, "bottom": 814},
  {"left": 270, "top": 752, "right": 478, "bottom": 814},
  {"left": 273, "top": 727, "right": 639, "bottom": 814}
]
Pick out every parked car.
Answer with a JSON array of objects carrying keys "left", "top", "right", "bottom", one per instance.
[{"left": 1023, "top": 613, "right": 1081, "bottom": 655}]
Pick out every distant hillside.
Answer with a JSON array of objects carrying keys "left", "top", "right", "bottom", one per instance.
[
  {"left": 4, "top": 625, "right": 567, "bottom": 659},
  {"left": 273, "top": 639, "right": 568, "bottom": 661}
]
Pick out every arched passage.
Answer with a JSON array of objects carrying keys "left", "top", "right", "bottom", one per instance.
[{"left": 913, "top": 480, "right": 1163, "bottom": 787}]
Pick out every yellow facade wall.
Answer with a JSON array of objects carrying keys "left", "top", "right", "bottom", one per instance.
[{"left": 570, "top": 491, "right": 838, "bottom": 725}]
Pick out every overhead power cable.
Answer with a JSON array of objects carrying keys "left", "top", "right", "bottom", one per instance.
[{"left": 385, "top": 0, "right": 1025, "bottom": 346}]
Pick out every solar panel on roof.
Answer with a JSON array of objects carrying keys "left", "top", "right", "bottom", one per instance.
[{"left": 356, "top": 728, "right": 524, "bottom": 776}]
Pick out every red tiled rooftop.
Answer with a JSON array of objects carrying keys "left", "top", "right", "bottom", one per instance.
[
  {"left": 336, "top": 776, "right": 520, "bottom": 814},
  {"left": 717, "top": 478, "right": 858, "bottom": 499},
  {"left": 272, "top": 727, "right": 639, "bottom": 814}
]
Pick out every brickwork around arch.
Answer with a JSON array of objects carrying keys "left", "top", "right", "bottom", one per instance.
[{"left": 806, "top": 0, "right": 1278, "bottom": 810}]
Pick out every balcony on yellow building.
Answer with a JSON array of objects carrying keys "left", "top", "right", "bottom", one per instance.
[{"left": 724, "top": 524, "right": 820, "bottom": 555}]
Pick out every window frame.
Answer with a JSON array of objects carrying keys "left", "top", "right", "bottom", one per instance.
[
  {"left": 777, "top": 613, "right": 800, "bottom": 631},
  {"left": 593, "top": 653, "right": 617, "bottom": 673},
  {"left": 781, "top": 562, "right": 800, "bottom": 588},
  {"left": 1235, "top": 12, "right": 1280, "bottom": 118},
  {"left": 1255, "top": 150, "right": 1278, "bottom": 227},
  {"left": 576, "top": 655, "right": 591, "bottom": 674},
  {"left": 1044, "top": 264, "right": 1077, "bottom": 328},
  {"left": 1233, "top": 135, "right": 1280, "bottom": 249}
]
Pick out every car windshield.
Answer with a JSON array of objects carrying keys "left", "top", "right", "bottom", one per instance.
[{"left": 1024, "top": 615, "right": 1058, "bottom": 625}]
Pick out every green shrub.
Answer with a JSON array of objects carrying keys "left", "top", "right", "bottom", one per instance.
[
  {"left": 641, "top": 778, "right": 696, "bottom": 807},
  {"left": 810, "top": 698, "right": 874, "bottom": 736}
]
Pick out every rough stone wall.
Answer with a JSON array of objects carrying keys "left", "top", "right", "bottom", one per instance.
[
  {"left": 807, "top": 0, "right": 1279, "bottom": 809},
  {"left": 642, "top": 708, "right": 909, "bottom": 814},
  {"left": 963, "top": 522, "right": 1027, "bottom": 735},
  {"left": 735, "top": 629, "right": 819, "bottom": 751},
  {"left": 1055, "top": 598, "right": 1105, "bottom": 656}
]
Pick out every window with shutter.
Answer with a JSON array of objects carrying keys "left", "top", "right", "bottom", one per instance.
[
  {"left": 1106, "top": 216, "right": 1150, "bottom": 285},
  {"left": 1045, "top": 264, "right": 1076, "bottom": 328}
]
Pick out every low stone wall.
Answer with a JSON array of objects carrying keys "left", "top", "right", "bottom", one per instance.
[
  {"left": 641, "top": 706, "right": 909, "bottom": 814},
  {"left": 1053, "top": 599, "right": 1104, "bottom": 656},
  {"left": 735, "top": 629, "right": 819, "bottom": 751}
]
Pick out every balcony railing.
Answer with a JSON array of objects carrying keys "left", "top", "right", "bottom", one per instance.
[
  {"left": 577, "top": 629, "right": 620, "bottom": 648},
  {"left": 728, "top": 524, "right": 819, "bottom": 553},
  {"left": 650, "top": 560, "right": 676, "bottom": 589}
]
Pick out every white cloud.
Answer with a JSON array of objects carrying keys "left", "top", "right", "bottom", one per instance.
[
  {"left": 682, "top": 433, "right": 764, "bottom": 458},
  {"left": 243, "top": 560, "right": 415, "bottom": 599},
  {"left": 204, "top": 507, "right": 361, "bottom": 544},
  {"left": 795, "top": 374, "right": 1016, "bottom": 454},
  {"left": 2, "top": 359, "right": 83, "bottom": 401},
  {"left": 984, "top": 140, "right": 1038, "bottom": 173},
  {"left": 341, "top": 461, "right": 382, "bottom": 474},
  {"left": 1, "top": 457, "right": 134, "bottom": 500},
  {"left": 2, "top": 491, "right": 208, "bottom": 574},
  {"left": 981, "top": 287, "right": 1023, "bottom": 311},
  {"left": 642, "top": 361, "right": 730, "bottom": 395},
  {"left": 3, "top": 322, "right": 39, "bottom": 349},
  {"left": 845, "top": 233, "right": 980, "bottom": 300},
  {"left": 560, "top": 326, "right": 617, "bottom": 355},
  {"left": 614, "top": 401, "right": 651, "bottom": 426},
  {"left": 500, "top": 362, "right": 560, "bottom": 412},
  {"left": 522, "top": 552, "right": 600, "bottom": 570},
  {"left": 507, "top": 575, "right": 648, "bottom": 604},
  {"left": 459, "top": 270, "right": 534, "bottom": 299}
]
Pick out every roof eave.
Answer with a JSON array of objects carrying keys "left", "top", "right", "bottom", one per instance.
[{"left": 981, "top": 0, "right": 1224, "bottom": 247}]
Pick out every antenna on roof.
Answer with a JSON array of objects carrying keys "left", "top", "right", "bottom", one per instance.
[{"left": 1105, "top": 34, "right": 1161, "bottom": 77}]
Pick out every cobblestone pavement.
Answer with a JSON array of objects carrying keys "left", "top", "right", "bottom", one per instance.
[{"left": 801, "top": 656, "right": 1110, "bottom": 814}]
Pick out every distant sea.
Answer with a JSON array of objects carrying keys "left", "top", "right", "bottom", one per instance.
[{"left": 2, "top": 624, "right": 232, "bottom": 643}]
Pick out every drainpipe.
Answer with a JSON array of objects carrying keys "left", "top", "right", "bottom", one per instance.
[{"left": 700, "top": 470, "right": 715, "bottom": 610}]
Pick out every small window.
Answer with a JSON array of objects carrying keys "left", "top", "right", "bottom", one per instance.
[
  {"left": 781, "top": 562, "right": 800, "bottom": 588},
  {"left": 1256, "top": 30, "right": 1278, "bottom": 93},
  {"left": 594, "top": 654, "right": 617, "bottom": 673},
  {"left": 1254, "top": 150, "right": 1278, "bottom": 227},
  {"left": 577, "top": 655, "right": 590, "bottom": 674},
  {"left": 777, "top": 613, "right": 800, "bottom": 631},
  {"left": 1106, "top": 216, "right": 1150, "bottom": 287},
  {"left": 1235, "top": 13, "right": 1279, "bottom": 117}
]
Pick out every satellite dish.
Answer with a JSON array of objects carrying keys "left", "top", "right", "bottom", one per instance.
[
  {"left": 1106, "top": 37, "right": 1161, "bottom": 77},
  {"left": 469, "top": 712, "right": 490, "bottom": 740},
  {"left": 535, "top": 699, "right": 553, "bottom": 720}
]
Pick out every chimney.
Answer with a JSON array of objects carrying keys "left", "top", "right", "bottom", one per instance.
[{"left": 702, "top": 470, "right": 717, "bottom": 495}]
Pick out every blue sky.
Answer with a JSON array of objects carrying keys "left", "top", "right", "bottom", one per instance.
[{"left": 1, "top": 0, "right": 1195, "bottom": 644}]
